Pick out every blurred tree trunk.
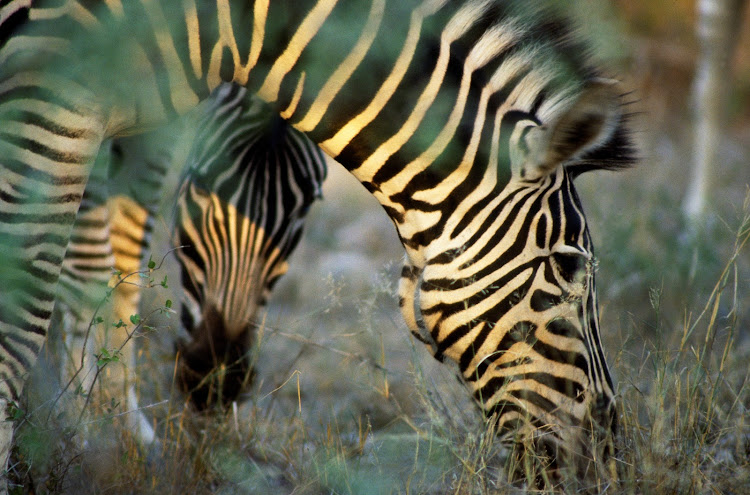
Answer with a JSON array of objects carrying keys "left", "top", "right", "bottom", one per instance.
[{"left": 683, "top": 0, "right": 746, "bottom": 226}]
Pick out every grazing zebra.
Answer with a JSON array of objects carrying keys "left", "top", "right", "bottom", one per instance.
[
  {"left": 0, "top": 0, "right": 634, "bottom": 489},
  {"left": 174, "top": 83, "right": 327, "bottom": 410},
  {"left": 49, "top": 83, "right": 326, "bottom": 443}
]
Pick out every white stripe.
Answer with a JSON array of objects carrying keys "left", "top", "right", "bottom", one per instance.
[
  {"left": 320, "top": 0, "right": 449, "bottom": 158},
  {"left": 295, "top": 0, "right": 386, "bottom": 132},
  {"left": 257, "top": 0, "right": 339, "bottom": 103}
]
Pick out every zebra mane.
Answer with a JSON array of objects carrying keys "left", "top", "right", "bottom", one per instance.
[{"left": 475, "top": 0, "right": 638, "bottom": 180}]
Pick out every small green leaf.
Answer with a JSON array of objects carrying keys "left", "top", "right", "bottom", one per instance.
[
  {"left": 75, "top": 384, "right": 88, "bottom": 398},
  {"left": 165, "top": 299, "right": 172, "bottom": 309},
  {"left": 160, "top": 275, "right": 169, "bottom": 288},
  {"left": 8, "top": 402, "right": 25, "bottom": 421},
  {"left": 130, "top": 314, "right": 141, "bottom": 325},
  {"left": 148, "top": 256, "right": 156, "bottom": 270},
  {"left": 97, "top": 347, "right": 121, "bottom": 367}
]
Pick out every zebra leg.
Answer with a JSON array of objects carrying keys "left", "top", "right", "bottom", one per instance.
[
  {"left": 81, "top": 126, "right": 182, "bottom": 445},
  {"left": 102, "top": 194, "right": 157, "bottom": 445},
  {"left": 0, "top": 80, "right": 106, "bottom": 489},
  {"left": 49, "top": 141, "right": 160, "bottom": 448},
  {"left": 102, "top": 117, "right": 190, "bottom": 441},
  {"left": 51, "top": 145, "right": 116, "bottom": 432}
]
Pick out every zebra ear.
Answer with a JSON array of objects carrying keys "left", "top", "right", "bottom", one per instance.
[{"left": 512, "top": 78, "right": 621, "bottom": 181}]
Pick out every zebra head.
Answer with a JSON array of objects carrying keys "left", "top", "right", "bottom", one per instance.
[
  {"left": 396, "top": 78, "right": 631, "bottom": 476},
  {"left": 173, "top": 85, "right": 326, "bottom": 410}
]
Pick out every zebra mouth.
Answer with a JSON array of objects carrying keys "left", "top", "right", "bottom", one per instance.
[{"left": 175, "top": 335, "right": 255, "bottom": 411}]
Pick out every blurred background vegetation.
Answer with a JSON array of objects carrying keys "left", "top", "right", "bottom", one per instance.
[{"left": 9, "top": 1, "right": 750, "bottom": 493}]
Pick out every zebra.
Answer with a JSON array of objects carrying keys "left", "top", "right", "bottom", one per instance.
[
  {"left": 173, "top": 82, "right": 327, "bottom": 410},
  {"left": 48, "top": 83, "right": 326, "bottom": 444},
  {"left": 0, "top": 0, "right": 634, "bottom": 489}
]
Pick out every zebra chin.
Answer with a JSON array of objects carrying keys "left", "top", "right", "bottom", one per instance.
[{"left": 175, "top": 305, "right": 255, "bottom": 411}]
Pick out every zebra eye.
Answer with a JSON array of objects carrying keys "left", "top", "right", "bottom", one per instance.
[{"left": 550, "top": 251, "right": 588, "bottom": 285}]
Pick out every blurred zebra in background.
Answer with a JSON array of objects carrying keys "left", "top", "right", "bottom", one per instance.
[{"left": 0, "top": 1, "right": 634, "bottom": 489}]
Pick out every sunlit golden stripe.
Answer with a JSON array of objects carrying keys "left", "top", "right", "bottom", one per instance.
[
  {"left": 233, "top": 215, "right": 255, "bottom": 321},
  {"left": 280, "top": 72, "right": 306, "bottom": 119},
  {"left": 227, "top": 200, "right": 243, "bottom": 309},
  {"left": 320, "top": 0, "right": 449, "bottom": 158},
  {"left": 70, "top": 1, "right": 99, "bottom": 27},
  {"left": 236, "top": 0, "right": 269, "bottom": 84},
  {"left": 351, "top": 4, "right": 466, "bottom": 179},
  {"left": 358, "top": 2, "right": 505, "bottom": 185},
  {"left": 28, "top": 3, "right": 69, "bottom": 21},
  {"left": 208, "top": 0, "right": 241, "bottom": 89},
  {"left": 257, "top": 0, "right": 339, "bottom": 103},
  {"left": 142, "top": 0, "right": 199, "bottom": 112},
  {"left": 379, "top": 60, "right": 473, "bottom": 194},
  {"left": 382, "top": 27, "right": 530, "bottom": 195},
  {"left": 295, "top": 0, "right": 386, "bottom": 132},
  {"left": 103, "top": 0, "right": 123, "bottom": 17},
  {"left": 206, "top": 195, "right": 228, "bottom": 307},
  {"left": 108, "top": 196, "right": 149, "bottom": 275},
  {"left": 413, "top": 25, "right": 530, "bottom": 204},
  {"left": 183, "top": 0, "right": 202, "bottom": 80}
]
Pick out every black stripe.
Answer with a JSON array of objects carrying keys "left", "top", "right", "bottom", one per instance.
[
  {"left": 547, "top": 188, "right": 562, "bottom": 245},
  {"left": 535, "top": 213, "right": 547, "bottom": 249},
  {"left": 470, "top": 320, "right": 536, "bottom": 380},
  {"left": 546, "top": 318, "right": 581, "bottom": 339},
  {"left": 4, "top": 158, "right": 87, "bottom": 186},
  {"left": 0, "top": 211, "right": 76, "bottom": 225},
  {"left": 0, "top": 2, "right": 29, "bottom": 48},
  {"left": 0, "top": 331, "right": 38, "bottom": 371},
  {"left": 1, "top": 132, "right": 90, "bottom": 164}
]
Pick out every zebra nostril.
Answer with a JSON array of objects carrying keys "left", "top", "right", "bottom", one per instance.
[{"left": 551, "top": 251, "right": 588, "bottom": 285}]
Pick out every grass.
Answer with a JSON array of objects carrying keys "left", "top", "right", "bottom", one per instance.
[
  {"left": 612, "top": 196, "right": 750, "bottom": 494},
  {"left": 9, "top": 170, "right": 749, "bottom": 494}
]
